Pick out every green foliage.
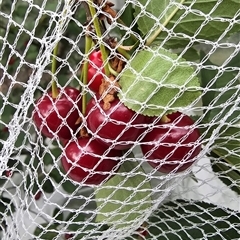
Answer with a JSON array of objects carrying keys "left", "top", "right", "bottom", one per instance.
[
  {"left": 0, "top": 197, "right": 15, "bottom": 217},
  {"left": 0, "top": 0, "right": 239, "bottom": 239},
  {"left": 34, "top": 223, "right": 58, "bottom": 239},
  {"left": 135, "top": 0, "right": 240, "bottom": 48},
  {"left": 210, "top": 152, "right": 240, "bottom": 195},
  {"left": 52, "top": 207, "right": 64, "bottom": 223},
  {"left": 95, "top": 160, "right": 152, "bottom": 228},
  {"left": 119, "top": 47, "right": 201, "bottom": 116},
  {"left": 200, "top": 51, "right": 240, "bottom": 123},
  {"left": 149, "top": 199, "right": 240, "bottom": 239}
]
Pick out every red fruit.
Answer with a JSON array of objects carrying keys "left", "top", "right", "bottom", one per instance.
[
  {"left": 33, "top": 87, "right": 82, "bottom": 140},
  {"left": 141, "top": 112, "right": 201, "bottom": 173},
  {"left": 24, "top": 40, "right": 29, "bottom": 46},
  {"left": 137, "top": 227, "right": 148, "bottom": 238},
  {"left": 61, "top": 137, "right": 121, "bottom": 185},
  {"left": 5, "top": 170, "right": 12, "bottom": 177},
  {"left": 65, "top": 233, "right": 74, "bottom": 239},
  {"left": 86, "top": 96, "right": 145, "bottom": 150},
  {"left": 87, "top": 50, "right": 105, "bottom": 93},
  {"left": 9, "top": 57, "right": 15, "bottom": 65},
  {"left": 34, "top": 191, "right": 42, "bottom": 200},
  {"left": 2, "top": 127, "right": 9, "bottom": 132}
]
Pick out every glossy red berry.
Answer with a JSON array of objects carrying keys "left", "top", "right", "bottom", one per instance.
[
  {"left": 33, "top": 87, "right": 82, "bottom": 140},
  {"left": 5, "top": 170, "right": 12, "bottom": 177},
  {"left": 34, "top": 191, "right": 42, "bottom": 200},
  {"left": 141, "top": 112, "right": 201, "bottom": 173},
  {"left": 86, "top": 96, "right": 145, "bottom": 150},
  {"left": 61, "top": 137, "right": 121, "bottom": 185},
  {"left": 87, "top": 50, "right": 105, "bottom": 93}
]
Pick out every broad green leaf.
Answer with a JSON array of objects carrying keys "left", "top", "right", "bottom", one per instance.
[
  {"left": 149, "top": 199, "right": 240, "bottom": 239},
  {"left": 181, "top": 47, "right": 199, "bottom": 62},
  {"left": 134, "top": 0, "right": 240, "bottom": 48},
  {"left": 67, "top": 215, "right": 91, "bottom": 232},
  {"left": 65, "top": 213, "right": 104, "bottom": 240},
  {"left": 0, "top": 197, "right": 15, "bottom": 216},
  {"left": 200, "top": 52, "right": 240, "bottom": 123},
  {"left": 227, "top": 51, "right": 240, "bottom": 68},
  {"left": 34, "top": 223, "right": 58, "bottom": 239},
  {"left": 118, "top": 47, "right": 200, "bottom": 116},
  {"left": 200, "top": 125, "right": 240, "bottom": 172},
  {"left": 210, "top": 152, "right": 240, "bottom": 195},
  {"left": 95, "top": 161, "right": 152, "bottom": 228}
]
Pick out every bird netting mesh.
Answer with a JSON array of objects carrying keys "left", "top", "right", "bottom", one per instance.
[{"left": 0, "top": 0, "right": 240, "bottom": 239}]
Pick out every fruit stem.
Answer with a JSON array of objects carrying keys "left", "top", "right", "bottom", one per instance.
[
  {"left": 87, "top": 0, "right": 110, "bottom": 76},
  {"left": 82, "top": 35, "right": 93, "bottom": 116},
  {"left": 51, "top": 43, "right": 59, "bottom": 98},
  {"left": 109, "top": 64, "right": 119, "bottom": 76},
  {"left": 161, "top": 115, "right": 171, "bottom": 123},
  {"left": 117, "top": 46, "right": 131, "bottom": 60},
  {"left": 145, "top": 0, "right": 186, "bottom": 46}
]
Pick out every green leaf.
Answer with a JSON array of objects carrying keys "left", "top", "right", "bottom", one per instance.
[
  {"left": 210, "top": 152, "right": 240, "bottom": 195},
  {"left": 1, "top": 104, "right": 15, "bottom": 124},
  {"left": 43, "top": 148, "right": 62, "bottom": 166},
  {"left": 34, "top": 223, "right": 58, "bottom": 239},
  {"left": 15, "top": 131, "right": 26, "bottom": 148},
  {"left": 42, "top": 178, "right": 54, "bottom": 193},
  {"left": 62, "top": 180, "right": 78, "bottom": 194},
  {"left": 26, "top": 174, "right": 39, "bottom": 195},
  {"left": 0, "top": 197, "right": 15, "bottom": 216},
  {"left": 227, "top": 51, "right": 240, "bottom": 68},
  {"left": 66, "top": 213, "right": 86, "bottom": 231},
  {"left": 149, "top": 199, "right": 240, "bottom": 239},
  {"left": 200, "top": 52, "right": 240, "bottom": 123},
  {"left": 65, "top": 212, "right": 104, "bottom": 239},
  {"left": 200, "top": 125, "right": 240, "bottom": 173},
  {"left": 95, "top": 161, "right": 152, "bottom": 228},
  {"left": 65, "top": 212, "right": 108, "bottom": 239},
  {"left": 59, "top": 169, "right": 78, "bottom": 194},
  {"left": 49, "top": 168, "right": 64, "bottom": 184},
  {"left": 118, "top": 3, "right": 139, "bottom": 45},
  {"left": 118, "top": 47, "right": 200, "bottom": 116},
  {"left": 53, "top": 207, "right": 64, "bottom": 223},
  {"left": 135, "top": 0, "right": 240, "bottom": 48},
  {"left": 181, "top": 47, "right": 200, "bottom": 62},
  {"left": 0, "top": 178, "right": 7, "bottom": 187}
]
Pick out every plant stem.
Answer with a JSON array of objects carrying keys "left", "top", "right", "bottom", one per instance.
[
  {"left": 51, "top": 43, "right": 59, "bottom": 98},
  {"left": 117, "top": 47, "right": 131, "bottom": 60},
  {"left": 109, "top": 65, "right": 118, "bottom": 76},
  {"left": 145, "top": 0, "right": 186, "bottom": 46},
  {"left": 87, "top": 0, "right": 110, "bottom": 76},
  {"left": 82, "top": 35, "right": 93, "bottom": 116}
]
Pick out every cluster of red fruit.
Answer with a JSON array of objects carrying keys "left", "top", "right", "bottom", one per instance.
[{"left": 33, "top": 50, "right": 201, "bottom": 185}]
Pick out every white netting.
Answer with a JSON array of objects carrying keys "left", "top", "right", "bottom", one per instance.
[{"left": 0, "top": 0, "right": 240, "bottom": 239}]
